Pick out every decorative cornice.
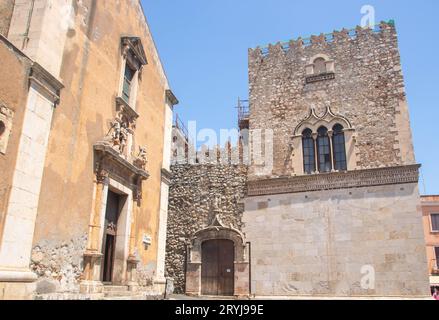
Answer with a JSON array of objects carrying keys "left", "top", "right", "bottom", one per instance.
[
  {"left": 94, "top": 142, "right": 149, "bottom": 183},
  {"left": 161, "top": 168, "right": 172, "bottom": 185},
  {"left": 0, "top": 36, "right": 64, "bottom": 106},
  {"left": 29, "top": 63, "right": 64, "bottom": 105},
  {"left": 165, "top": 89, "right": 179, "bottom": 106},
  {"left": 121, "top": 36, "right": 148, "bottom": 66},
  {"left": 306, "top": 72, "right": 335, "bottom": 84},
  {"left": 247, "top": 165, "right": 421, "bottom": 197},
  {"left": 116, "top": 96, "right": 139, "bottom": 119}
]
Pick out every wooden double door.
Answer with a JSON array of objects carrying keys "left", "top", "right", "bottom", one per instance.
[{"left": 201, "top": 239, "right": 235, "bottom": 296}]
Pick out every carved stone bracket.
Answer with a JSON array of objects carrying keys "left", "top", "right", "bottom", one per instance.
[{"left": 247, "top": 164, "right": 421, "bottom": 197}]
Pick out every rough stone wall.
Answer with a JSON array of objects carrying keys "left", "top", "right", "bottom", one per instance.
[
  {"left": 165, "top": 164, "right": 247, "bottom": 293},
  {"left": 248, "top": 23, "right": 415, "bottom": 179},
  {"left": 0, "top": 0, "right": 14, "bottom": 36},
  {"left": 243, "top": 183, "right": 430, "bottom": 296},
  {"left": 30, "top": 234, "right": 87, "bottom": 294}
]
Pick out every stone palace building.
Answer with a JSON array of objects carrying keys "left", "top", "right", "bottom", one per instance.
[
  {"left": 0, "top": 0, "right": 176, "bottom": 299},
  {"left": 166, "top": 21, "right": 430, "bottom": 298},
  {"left": 0, "top": 0, "right": 431, "bottom": 300}
]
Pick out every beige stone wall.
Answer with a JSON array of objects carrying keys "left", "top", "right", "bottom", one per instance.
[
  {"left": 243, "top": 183, "right": 430, "bottom": 296},
  {"left": 248, "top": 23, "right": 416, "bottom": 179},
  {"left": 0, "top": 0, "right": 14, "bottom": 36},
  {"left": 29, "top": 0, "right": 170, "bottom": 289},
  {"left": 0, "top": 36, "right": 32, "bottom": 251}
]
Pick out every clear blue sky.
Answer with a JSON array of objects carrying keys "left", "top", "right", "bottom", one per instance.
[{"left": 143, "top": 0, "right": 439, "bottom": 195}]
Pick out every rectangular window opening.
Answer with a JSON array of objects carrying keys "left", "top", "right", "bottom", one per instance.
[
  {"left": 431, "top": 214, "right": 439, "bottom": 232},
  {"left": 122, "top": 63, "right": 136, "bottom": 103}
]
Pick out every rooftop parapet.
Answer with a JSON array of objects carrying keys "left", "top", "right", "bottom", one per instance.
[{"left": 249, "top": 20, "right": 396, "bottom": 59}]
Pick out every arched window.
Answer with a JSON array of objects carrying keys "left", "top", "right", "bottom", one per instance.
[
  {"left": 317, "top": 126, "right": 332, "bottom": 173},
  {"left": 332, "top": 124, "right": 347, "bottom": 171},
  {"left": 302, "top": 128, "right": 315, "bottom": 174},
  {"left": 314, "top": 57, "right": 327, "bottom": 74}
]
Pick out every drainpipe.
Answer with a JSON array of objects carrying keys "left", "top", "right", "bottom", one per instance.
[{"left": 21, "top": 0, "right": 35, "bottom": 50}]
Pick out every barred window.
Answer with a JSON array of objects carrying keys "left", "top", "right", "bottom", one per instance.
[
  {"left": 332, "top": 124, "right": 347, "bottom": 171},
  {"left": 317, "top": 126, "right": 332, "bottom": 173},
  {"left": 302, "top": 128, "right": 315, "bottom": 174}
]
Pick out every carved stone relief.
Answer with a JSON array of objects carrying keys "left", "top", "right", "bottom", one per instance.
[{"left": 0, "top": 103, "right": 14, "bottom": 155}]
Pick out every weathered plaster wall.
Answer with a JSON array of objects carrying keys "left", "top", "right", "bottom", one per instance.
[
  {"left": 0, "top": 0, "right": 14, "bottom": 36},
  {"left": 0, "top": 36, "right": 32, "bottom": 251},
  {"left": 243, "top": 183, "right": 430, "bottom": 297},
  {"left": 31, "top": 234, "right": 87, "bottom": 293},
  {"left": 420, "top": 196, "right": 439, "bottom": 284},
  {"left": 31, "top": 0, "right": 170, "bottom": 290},
  {"left": 248, "top": 23, "right": 415, "bottom": 179},
  {"left": 166, "top": 164, "right": 247, "bottom": 293}
]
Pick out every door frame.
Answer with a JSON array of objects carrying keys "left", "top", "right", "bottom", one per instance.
[
  {"left": 185, "top": 217, "right": 250, "bottom": 297},
  {"left": 98, "top": 178, "right": 133, "bottom": 285}
]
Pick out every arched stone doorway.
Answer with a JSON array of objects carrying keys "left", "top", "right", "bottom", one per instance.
[{"left": 185, "top": 215, "right": 250, "bottom": 297}]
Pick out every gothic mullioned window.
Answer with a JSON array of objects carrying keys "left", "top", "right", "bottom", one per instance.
[
  {"left": 317, "top": 126, "right": 332, "bottom": 173},
  {"left": 294, "top": 106, "right": 353, "bottom": 175},
  {"left": 332, "top": 124, "right": 347, "bottom": 171},
  {"left": 302, "top": 128, "right": 315, "bottom": 174},
  {"left": 300, "top": 123, "right": 348, "bottom": 174}
]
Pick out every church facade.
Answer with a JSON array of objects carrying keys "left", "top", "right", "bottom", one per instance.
[
  {"left": 166, "top": 21, "right": 430, "bottom": 297},
  {"left": 0, "top": 0, "right": 176, "bottom": 299}
]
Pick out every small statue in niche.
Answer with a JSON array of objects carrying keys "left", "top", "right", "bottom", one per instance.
[
  {"left": 106, "top": 118, "right": 129, "bottom": 155},
  {"left": 119, "top": 122, "right": 129, "bottom": 155},
  {"left": 134, "top": 146, "right": 148, "bottom": 169}
]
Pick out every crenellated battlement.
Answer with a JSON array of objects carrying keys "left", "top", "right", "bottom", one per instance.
[{"left": 249, "top": 20, "right": 395, "bottom": 59}]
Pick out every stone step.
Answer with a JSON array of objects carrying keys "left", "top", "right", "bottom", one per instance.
[
  {"left": 103, "top": 285, "right": 129, "bottom": 293},
  {"left": 103, "top": 295, "right": 145, "bottom": 301},
  {"left": 104, "top": 291, "right": 133, "bottom": 297}
]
